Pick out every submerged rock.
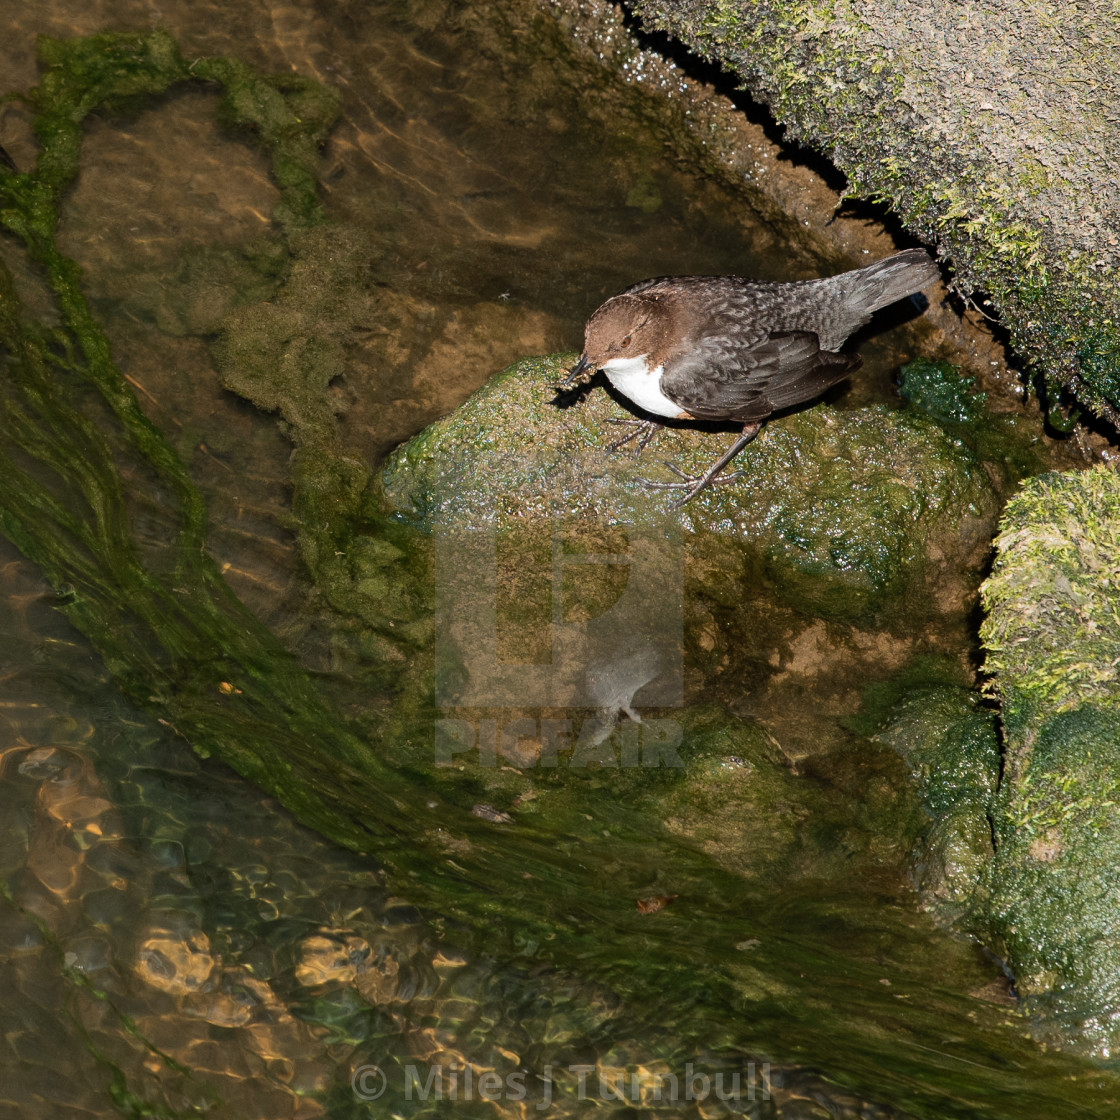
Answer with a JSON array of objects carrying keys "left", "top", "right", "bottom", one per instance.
[
  {"left": 383, "top": 354, "right": 997, "bottom": 616},
  {"left": 975, "top": 467, "right": 1120, "bottom": 1054}
]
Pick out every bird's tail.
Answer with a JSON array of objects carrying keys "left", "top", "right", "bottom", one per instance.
[{"left": 843, "top": 248, "right": 940, "bottom": 317}]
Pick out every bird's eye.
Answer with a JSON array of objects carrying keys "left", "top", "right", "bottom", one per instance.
[{"left": 621, "top": 335, "right": 632, "bottom": 349}]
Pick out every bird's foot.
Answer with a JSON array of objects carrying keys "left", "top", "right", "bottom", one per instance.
[
  {"left": 642, "top": 422, "right": 761, "bottom": 506},
  {"left": 643, "top": 462, "right": 745, "bottom": 507},
  {"left": 606, "top": 417, "right": 663, "bottom": 455}
]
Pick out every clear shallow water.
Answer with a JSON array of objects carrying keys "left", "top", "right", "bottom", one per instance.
[{"left": 1, "top": 1, "right": 1118, "bottom": 1119}]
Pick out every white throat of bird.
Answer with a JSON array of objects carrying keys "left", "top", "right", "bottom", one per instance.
[{"left": 600, "top": 354, "right": 680, "bottom": 419}]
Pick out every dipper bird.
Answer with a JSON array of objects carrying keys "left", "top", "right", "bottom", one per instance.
[{"left": 561, "top": 248, "right": 940, "bottom": 504}]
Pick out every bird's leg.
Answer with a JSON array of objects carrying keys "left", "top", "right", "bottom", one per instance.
[
  {"left": 605, "top": 416, "right": 664, "bottom": 455},
  {"left": 644, "top": 421, "right": 763, "bottom": 506}
]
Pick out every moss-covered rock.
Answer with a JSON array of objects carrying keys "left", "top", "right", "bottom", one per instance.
[
  {"left": 897, "top": 358, "right": 1049, "bottom": 485},
  {"left": 877, "top": 471, "right": 1120, "bottom": 1052},
  {"left": 383, "top": 354, "right": 997, "bottom": 617},
  {"left": 9, "top": 20, "right": 1120, "bottom": 1112},
  {"left": 425, "top": 703, "right": 842, "bottom": 876},
  {"left": 981, "top": 468, "right": 1120, "bottom": 730},
  {"left": 873, "top": 686, "right": 999, "bottom": 923},
  {"left": 626, "top": 0, "right": 1120, "bottom": 426},
  {"left": 976, "top": 467, "right": 1120, "bottom": 1053}
]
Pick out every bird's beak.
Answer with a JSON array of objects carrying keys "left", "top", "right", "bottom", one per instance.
[{"left": 559, "top": 353, "right": 594, "bottom": 387}]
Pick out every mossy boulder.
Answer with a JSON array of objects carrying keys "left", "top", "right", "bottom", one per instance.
[
  {"left": 874, "top": 686, "right": 999, "bottom": 924},
  {"left": 973, "top": 467, "right": 1120, "bottom": 1052},
  {"left": 981, "top": 468, "right": 1120, "bottom": 729},
  {"left": 877, "top": 470, "right": 1120, "bottom": 1052},
  {"left": 382, "top": 355, "right": 997, "bottom": 618}
]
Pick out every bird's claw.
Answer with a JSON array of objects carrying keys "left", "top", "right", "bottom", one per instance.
[
  {"left": 642, "top": 463, "right": 746, "bottom": 507},
  {"left": 605, "top": 417, "right": 663, "bottom": 455}
]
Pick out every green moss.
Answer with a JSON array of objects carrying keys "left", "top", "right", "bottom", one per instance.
[
  {"left": 5, "top": 23, "right": 1120, "bottom": 1109},
  {"left": 897, "top": 358, "right": 1047, "bottom": 482},
  {"left": 974, "top": 466, "right": 1120, "bottom": 1048},
  {"left": 1075, "top": 330, "right": 1120, "bottom": 411},
  {"left": 384, "top": 356, "right": 997, "bottom": 617},
  {"left": 984, "top": 707, "right": 1120, "bottom": 1044},
  {"left": 875, "top": 687, "right": 998, "bottom": 825},
  {"left": 863, "top": 489, "right": 1120, "bottom": 1044},
  {"left": 873, "top": 686, "right": 999, "bottom": 922},
  {"left": 1005, "top": 715, "right": 1120, "bottom": 838},
  {"left": 1016, "top": 273, "right": 1120, "bottom": 422},
  {"left": 980, "top": 467, "right": 1120, "bottom": 732},
  {"left": 898, "top": 358, "right": 987, "bottom": 427},
  {"left": 845, "top": 651, "right": 974, "bottom": 737}
]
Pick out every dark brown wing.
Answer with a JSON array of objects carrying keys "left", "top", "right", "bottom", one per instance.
[{"left": 659, "top": 329, "right": 859, "bottom": 423}]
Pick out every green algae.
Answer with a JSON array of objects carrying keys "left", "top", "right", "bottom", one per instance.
[
  {"left": 212, "top": 221, "right": 432, "bottom": 663},
  {"left": 969, "top": 467, "right": 1120, "bottom": 1052},
  {"left": 143, "top": 237, "right": 290, "bottom": 338},
  {"left": 898, "top": 358, "right": 988, "bottom": 428},
  {"left": 5, "top": 25, "right": 1120, "bottom": 1118},
  {"left": 0, "top": 28, "right": 429, "bottom": 890},
  {"left": 856, "top": 656, "right": 1001, "bottom": 929},
  {"left": 0, "top": 72, "right": 795, "bottom": 1098},
  {"left": 873, "top": 685, "right": 999, "bottom": 923},
  {"left": 983, "top": 705, "right": 1120, "bottom": 1052},
  {"left": 845, "top": 650, "right": 973, "bottom": 737},
  {"left": 863, "top": 466, "right": 1120, "bottom": 1055},
  {"left": 897, "top": 357, "right": 1048, "bottom": 483},
  {"left": 876, "top": 687, "right": 999, "bottom": 820},
  {"left": 384, "top": 355, "right": 998, "bottom": 617}
]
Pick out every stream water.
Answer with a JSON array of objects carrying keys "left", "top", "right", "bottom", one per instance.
[{"left": 2, "top": 1, "right": 1119, "bottom": 1118}]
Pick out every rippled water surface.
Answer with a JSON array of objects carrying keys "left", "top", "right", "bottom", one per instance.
[{"left": 2, "top": 1, "right": 1118, "bottom": 1118}]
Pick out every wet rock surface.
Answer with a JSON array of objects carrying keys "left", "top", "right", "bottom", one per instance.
[
  {"left": 874, "top": 686, "right": 999, "bottom": 924},
  {"left": 877, "top": 468, "right": 1120, "bottom": 1056},
  {"left": 383, "top": 354, "right": 999, "bottom": 616},
  {"left": 2, "top": 0, "right": 1119, "bottom": 1111}
]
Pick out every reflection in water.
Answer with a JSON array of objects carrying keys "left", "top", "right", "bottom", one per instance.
[{"left": 0, "top": 2, "right": 1110, "bottom": 1120}]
